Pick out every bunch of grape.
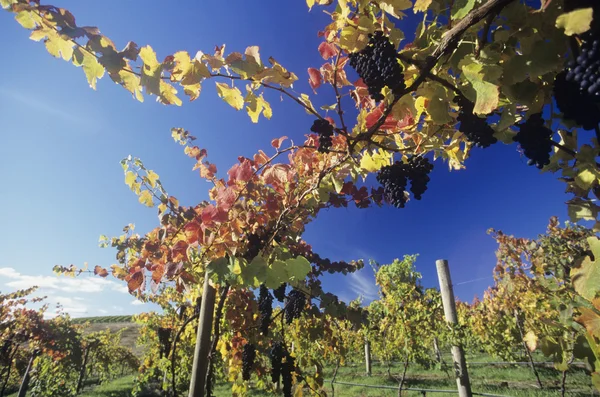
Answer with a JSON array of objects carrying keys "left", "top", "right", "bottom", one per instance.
[
  {"left": 513, "top": 113, "right": 554, "bottom": 169},
  {"left": 376, "top": 157, "right": 434, "bottom": 208},
  {"left": 244, "top": 232, "right": 269, "bottom": 261},
  {"left": 310, "top": 119, "right": 334, "bottom": 153},
  {"left": 553, "top": 31, "right": 600, "bottom": 130},
  {"left": 258, "top": 285, "right": 273, "bottom": 335},
  {"left": 273, "top": 283, "right": 287, "bottom": 302},
  {"left": 241, "top": 343, "right": 256, "bottom": 381},
  {"left": 349, "top": 31, "right": 405, "bottom": 102},
  {"left": 269, "top": 341, "right": 285, "bottom": 383},
  {"left": 157, "top": 327, "right": 172, "bottom": 359},
  {"left": 454, "top": 96, "right": 497, "bottom": 148},
  {"left": 281, "top": 353, "right": 296, "bottom": 397},
  {"left": 285, "top": 290, "right": 306, "bottom": 324}
]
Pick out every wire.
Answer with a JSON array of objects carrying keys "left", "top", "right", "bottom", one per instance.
[
  {"left": 324, "top": 380, "right": 512, "bottom": 397},
  {"left": 453, "top": 276, "right": 494, "bottom": 286}
]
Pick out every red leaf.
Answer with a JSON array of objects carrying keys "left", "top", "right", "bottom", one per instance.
[
  {"left": 216, "top": 186, "right": 237, "bottom": 211},
  {"left": 183, "top": 221, "right": 203, "bottom": 244},
  {"left": 172, "top": 240, "right": 189, "bottom": 263},
  {"left": 127, "top": 271, "right": 144, "bottom": 292},
  {"left": 94, "top": 265, "right": 108, "bottom": 278},
  {"left": 228, "top": 159, "right": 254, "bottom": 184},
  {"left": 271, "top": 136, "right": 288, "bottom": 150},
  {"left": 199, "top": 162, "right": 217, "bottom": 179},
  {"left": 318, "top": 42, "right": 337, "bottom": 60},
  {"left": 201, "top": 205, "right": 228, "bottom": 225},
  {"left": 308, "top": 68, "right": 322, "bottom": 92},
  {"left": 365, "top": 102, "right": 398, "bottom": 130}
]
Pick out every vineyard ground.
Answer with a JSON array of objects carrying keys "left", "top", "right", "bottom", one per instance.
[{"left": 10, "top": 361, "right": 590, "bottom": 396}]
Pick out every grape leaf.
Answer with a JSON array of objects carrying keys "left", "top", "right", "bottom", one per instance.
[
  {"left": 15, "top": 10, "right": 37, "bottom": 29},
  {"left": 206, "top": 257, "right": 229, "bottom": 281},
  {"left": 94, "top": 265, "right": 108, "bottom": 278},
  {"left": 139, "top": 45, "right": 161, "bottom": 97},
  {"left": 461, "top": 61, "right": 500, "bottom": 115},
  {"left": 571, "top": 237, "right": 600, "bottom": 300},
  {"left": 360, "top": 149, "right": 392, "bottom": 172},
  {"left": 215, "top": 82, "right": 244, "bottom": 110},
  {"left": 285, "top": 256, "right": 312, "bottom": 281},
  {"left": 306, "top": 0, "right": 315, "bottom": 10},
  {"left": 138, "top": 190, "right": 154, "bottom": 207},
  {"left": 523, "top": 330, "right": 538, "bottom": 351},
  {"left": 125, "top": 171, "right": 136, "bottom": 190},
  {"left": 451, "top": 0, "right": 475, "bottom": 20},
  {"left": 245, "top": 90, "right": 272, "bottom": 123},
  {"left": 413, "top": 0, "right": 432, "bottom": 12},
  {"left": 377, "top": 0, "right": 412, "bottom": 19},
  {"left": 127, "top": 271, "right": 144, "bottom": 292},
  {"left": 146, "top": 170, "right": 159, "bottom": 188},
  {"left": 577, "top": 306, "right": 600, "bottom": 338},
  {"left": 556, "top": 8, "right": 593, "bottom": 36},
  {"left": 72, "top": 48, "right": 105, "bottom": 89},
  {"left": 265, "top": 259, "right": 288, "bottom": 288},
  {"left": 30, "top": 28, "right": 74, "bottom": 61}
]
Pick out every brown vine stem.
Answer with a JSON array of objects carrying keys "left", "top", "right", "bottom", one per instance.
[
  {"left": 350, "top": 0, "right": 517, "bottom": 152},
  {"left": 170, "top": 312, "right": 200, "bottom": 397},
  {"left": 474, "top": 13, "right": 496, "bottom": 59},
  {"left": 397, "top": 54, "right": 462, "bottom": 95},
  {"left": 332, "top": 50, "right": 348, "bottom": 133}
]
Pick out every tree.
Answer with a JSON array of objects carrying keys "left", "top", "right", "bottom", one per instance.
[{"left": 5, "top": 0, "right": 600, "bottom": 395}]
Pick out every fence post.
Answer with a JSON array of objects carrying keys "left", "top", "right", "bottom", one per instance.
[
  {"left": 435, "top": 259, "right": 472, "bottom": 397},
  {"left": 364, "top": 338, "right": 372, "bottom": 376},
  {"left": 188, "top": 276, "right": 217, "bottom": 397},
  {"left": 17, "top": 349, "right": 39, "bottom": 397}
]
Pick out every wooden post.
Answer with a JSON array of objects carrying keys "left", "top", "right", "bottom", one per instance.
[
  {"left": 17, "top": 349, "right": 39, "bottom": 397},
  {"left": 364, "top": 339, "right": 372, "bottom": 376},
  {"left": 433, "top": 337, "right": 443, "bottom": 365},
  {"left": 435, "top": 259, "right": 472, "bottom": 397},
  {"left": 188, "top": 276, "right": 216, "bottom": 397}
]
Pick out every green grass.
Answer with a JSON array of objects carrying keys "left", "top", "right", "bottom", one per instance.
[{"left": 78, "top": 376, "right": 136, "bottom": 397}]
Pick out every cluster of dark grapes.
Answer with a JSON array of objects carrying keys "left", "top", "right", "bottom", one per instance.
[
  {"left": 310, "top": 119, "right": 334, "bottom": 153},
  {"left": 258, "top": 285, "right": 273, "bottom": 335},
  {"left": 348, "top": 31, "right": 405, "bottom": 102},
  {"left": 241, "top": 343, "right": 256, "bottom": 381},
  {"left": 554, "top": 32, "right": 600, "bottom": 130},
  {"left": 244, "top": 232, "right": 269, "bottom": 261},
  {"left": 157, "top": 327, "right": 172, "bottom": 359},
  {"left": 454, "top": 96, "right": 497, "bottom": 148},
  {"left": 285, "top": 290, "right": 306, "bottom": 324},
  {"left": 273, "top": 283, "right": 287, "bottom": 302},
  {"left": 376, "top": 156, "right": 434, "bottom": 208},
  {"left": 513, "top": 113, "right": 554, "bottom": 169},
  {"left": 269, "top": 341, "right": 295, "bottom": 397}
]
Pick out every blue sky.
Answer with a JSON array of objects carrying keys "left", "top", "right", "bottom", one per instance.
[{"left": 0, "top": 1, "right": 571, "bottom": 317}]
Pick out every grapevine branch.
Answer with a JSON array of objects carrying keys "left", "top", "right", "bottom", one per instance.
[
  {"left": 205, "top": 284, "right": 230, "bottom": 395},
  {"left": 170, "top": 312, "right": 200, "bottom": 397},
  {"left": 350, "top": 0, "right": 517, "bottom": 151}
]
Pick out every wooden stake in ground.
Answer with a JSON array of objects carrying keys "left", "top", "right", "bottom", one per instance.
[
  {"left": 188, "top": 276, "right": 217, "bottom": 397},
  {"left": 435, "top": 259, "right": 472, "bottom": 397},
  {"left": 364, "top": 338, "right": 372, "bottom": 376},
  {"left": 17, "top": 349, "right": 39, "bottom": 397}
]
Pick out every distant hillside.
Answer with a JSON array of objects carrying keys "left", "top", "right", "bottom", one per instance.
[
  {"left": 74, "top": 315, "right": 142, "bottom": 356},
  {"left": 72, "top": 314, "right": 134, "bottom": 324}
]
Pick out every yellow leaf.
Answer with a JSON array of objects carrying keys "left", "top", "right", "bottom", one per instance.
[
  {"left": 307, "top": 0, "right": 315, "bottom": 10},
  {"left": 575, "top": 169, "right": 597, "bottom": 190},
  {"left": 523, "top": 331, "right": 538, "bottom": 352},
  {"left": 245, "top": 89, "right": 272, "bottom": 123},
  {"left": 139, "top": 190, "right": 154, "bottom": 207},
  {"left": 298, "top": 93, "right": 316, "bottom": 115},
  {"left": 15, "top": 10, "right": 38, "bottom": 29},
  {"left": 139, "top": 45, "right": 161, "bottom": 97},
  {"left": 556, "top": 8, "right": 593, "bottom": 36},
  {"left": 30, "top": 28, "right": 73, "bottom": 61},
  {"left": 171, "top": 51, "right": 209, "bottom": 101},
  {"left": 117, "top": 70, "right": 144, "bottom": 102},
  {"left": 159, "top": 81, "right": 182, "bottom": 106},
  {"left": 125, "top": 171, "right": 137, "bottom": 190},
  {"left": 215, "top": 82, "right": 244, "bottom": 110},
  {"left": 377, "top": 0, "right": 412, "bottom": 18},
  {"left": 360, "top": 149, "right": 392, "bottom": 172},
  {"left": 413, "top": 0, "right": 432, "bottom": 12},
  {"left": 146, "top": 170, "right": 159, "bottom": 188},
  {"left": 72, "top": 48, "right": 105, "bottom": 90}
]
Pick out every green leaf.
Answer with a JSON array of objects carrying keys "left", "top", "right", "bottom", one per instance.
[
  {"left": 413, "top": 0, "right": 432, "bottom": 13},
  {"left": 72, "top": 48, "right": 105, "bottom": 90},
  {"left": 138, "top": 190, "right": 154, "bottom": 207},
  {"left": 451, "top": 0, "right": 475, "bottom": 20},
  {"left": 593, "top": 372, "right": 600, "bottom": 392},
  {"left": 206, "top": 257, "right": 229, "bottom": 282},
  {"left": 360, "top": 149, "right": 392, "bottom": 173},
  {"left": 265, "top": 260, "right": 288, "bottom": 289},
  {"left": 575, "top": 169, "right": 597, "bottom": 190},
  {"left": 571, "top": 237, "right": 600, "bottom": 300},
  {"left": 378, "top": 0, "right": 412, "bottom": 18},
  {"left": 285, "top": 256, "right": 312, "bottom": 281},
  {"left": 567, "top": 198, "right": 599, "bottom": 222},
  {"left": 556, "top": 8, "right": 593, "bottom": 36},
  {"left": 215, "top": 82, "right": 244, "bottom": 110},
  {"left": 461, "top": 61, "right": 500, "bottom": 115}
]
